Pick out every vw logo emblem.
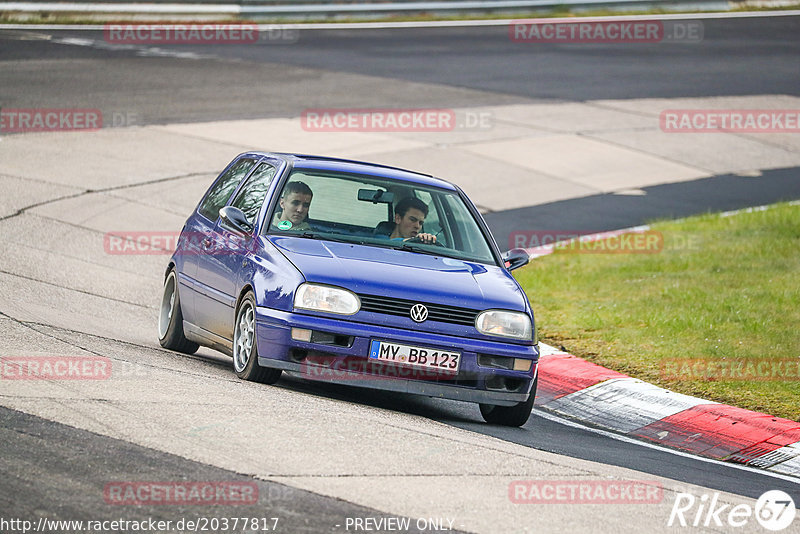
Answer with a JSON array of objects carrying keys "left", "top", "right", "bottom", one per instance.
[{"left": 410, "top": 304, "right": 429, "bottom": 323}]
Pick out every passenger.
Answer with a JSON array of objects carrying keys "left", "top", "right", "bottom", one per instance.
[
  {"left": 389, "top": 197, "right": 437, "bottom": 244},
  {"left": 273, "top": 181, "right": 313, "bottom": 231}
]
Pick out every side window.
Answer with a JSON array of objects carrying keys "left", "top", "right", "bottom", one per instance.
[
  {"left": 198, "top": 158, "right": 255, "bottom": 221},
  {"left": 230, "top": 162, "right": 278, "bottom": 225},
  {"left": 443, "top": 193, "right": 490, "bottom": 256}
]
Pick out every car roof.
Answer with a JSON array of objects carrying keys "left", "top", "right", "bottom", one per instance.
[{"left": 244, "top": 152, "right": 459, "bottom": 191}]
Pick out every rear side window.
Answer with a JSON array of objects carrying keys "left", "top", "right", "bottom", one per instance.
[
  {"left": 198, "top": 158, "right": 255, "bottom": 221},
  {"left": 229, "top": 162, "right": 278, "bottom": 225}
]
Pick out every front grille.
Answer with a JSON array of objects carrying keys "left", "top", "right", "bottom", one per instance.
[{"left": 357, "top": 294, "right": 479, "bottom": 326}]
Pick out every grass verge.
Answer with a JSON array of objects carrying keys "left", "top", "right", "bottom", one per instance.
[{"left": 514, "top": 202, "right": 800, "bottom": 421}]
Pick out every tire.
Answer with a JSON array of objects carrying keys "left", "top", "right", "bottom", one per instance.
[
  {"left": 233, "top": 292, "right": 282, "bottom": 384},
  {"left": 479, "top": 376, "right": 537, "bottom": 427},
  {"left": 158, "top": 269, "right": 199, "bottom": 354}
]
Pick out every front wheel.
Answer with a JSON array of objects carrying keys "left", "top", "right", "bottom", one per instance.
[
  {"left": 479, "top": 376, "right": 537, "bottom": 427},
  {"left": 158, "top": 269, "right": 199, "bottom": 354},
  {"left": 233, "top": 292, "right": 282, "bottom": 384}
]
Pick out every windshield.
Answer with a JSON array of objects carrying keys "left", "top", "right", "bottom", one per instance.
[{"left": 267, "top": 169, "right": 497, "bottom": 265}]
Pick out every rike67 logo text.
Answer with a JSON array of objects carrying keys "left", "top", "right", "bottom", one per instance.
[{"left": 668, "top": 490, "right": 796, "bottom": 531}]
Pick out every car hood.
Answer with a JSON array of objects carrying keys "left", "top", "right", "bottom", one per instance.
[{"left": 271, "top": 236, "right": 528, "bottom": 312}]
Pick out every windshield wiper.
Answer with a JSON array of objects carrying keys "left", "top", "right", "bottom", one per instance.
[
  {"left": 298, "top": 232, "right": 365, "bottom": 245},
  {"left": 398, "top": 242, "right": 481, "bottom": 263},
  {"left": 397, "top": 242, "right": 449, "bottom": 257}
]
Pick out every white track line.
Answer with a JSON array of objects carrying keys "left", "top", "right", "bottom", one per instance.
[{"left": 0, "top": 10, "right": 799, "bottom": 31}]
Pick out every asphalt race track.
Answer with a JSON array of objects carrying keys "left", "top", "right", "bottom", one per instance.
[
  {"left": 3, "top": 17, "right": 800, "bottom": 117},
  {"left": 1, "top": 13, "right": 799, "bottom": 533}
]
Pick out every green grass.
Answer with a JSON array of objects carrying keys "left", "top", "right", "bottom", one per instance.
[{"left": 514, "top": 202, "right": 800, "bottom": 421}]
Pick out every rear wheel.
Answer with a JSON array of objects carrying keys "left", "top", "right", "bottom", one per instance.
[
  {"left": 479, "top": 376, "right": 537, "bottom": 427},
  {"left": 233, "top": 292, "right": 282, "bottom": 384},
  {"left": 158, "top": 269, "right": 199, "bottom": 354}
]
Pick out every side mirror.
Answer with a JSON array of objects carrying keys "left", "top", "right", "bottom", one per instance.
[
  {"left": 219, "top": 206, "right": 253, "bottom": 236},
  {"left": 502, "top": 248, "right": 530, "bottom": 271}
]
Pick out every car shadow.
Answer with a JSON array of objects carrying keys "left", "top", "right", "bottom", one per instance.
[
  {"left": 275, "top": 372, "right": 482, "bottom": 425},
  {"left": 176, "top": 347, "right": 484, "bottom": 425}
]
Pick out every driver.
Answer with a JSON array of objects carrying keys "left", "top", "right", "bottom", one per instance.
[
  {"left": 272, "top": 181, "right": 313, "bottom": 231},
  {"left": 389, "top": 197, "right": 437, "bottom": 244}
]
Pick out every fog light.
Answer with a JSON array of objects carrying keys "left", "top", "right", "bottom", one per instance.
[
  {"left": 513, "top": 358, "right": 532, "bottom": 372},
  {"left": 477, "top": 355, "right": 513, "bottom": 370},
  {"left": 291, "top": 328, "right": 312, "bottom": 342}
]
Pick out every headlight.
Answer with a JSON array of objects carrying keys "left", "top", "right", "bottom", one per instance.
[
  {"left": 294, "top": 283, "right": 360, "bottom": 315},
  {"left": 475, "top": 310, "right": 532, "bottom": 340}
]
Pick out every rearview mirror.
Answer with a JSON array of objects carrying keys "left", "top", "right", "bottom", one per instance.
[
  {"left": 358, "top": 189, "right": 394, "bottom": 204},
  {"left": 219, "top": 206, "right": 253, "bottom": 235},
  {"left": 502, "top": 248, "right": 530, "bottom": 271}
]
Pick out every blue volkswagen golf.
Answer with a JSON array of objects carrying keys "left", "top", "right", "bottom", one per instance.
[{"left": 159, "top": 152, "right": 539, "bottom": 426}]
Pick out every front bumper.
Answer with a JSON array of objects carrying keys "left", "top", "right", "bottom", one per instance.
[{"left": 255, "top": 307, "right": 538, "bottom": 407}]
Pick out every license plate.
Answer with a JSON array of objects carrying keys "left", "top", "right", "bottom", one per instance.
[{"left": 368, "top": 340, "right": 461, "bottom": 374}]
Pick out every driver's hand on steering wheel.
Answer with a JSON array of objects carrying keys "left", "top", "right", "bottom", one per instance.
[{"left": 407, "top": 232, "right": 437, "bottom": 244}]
